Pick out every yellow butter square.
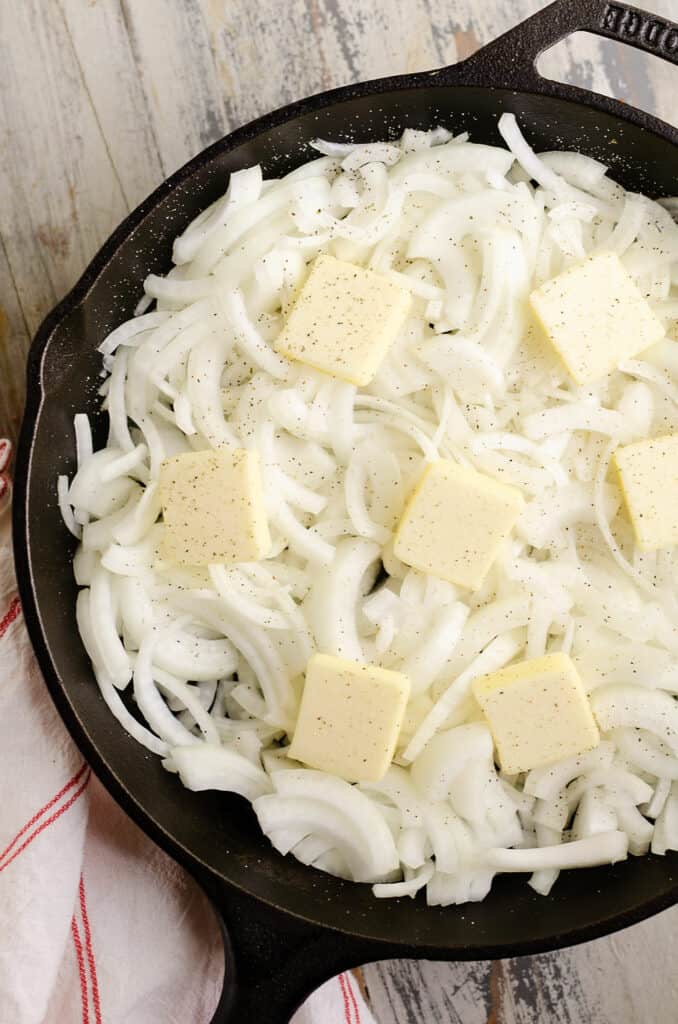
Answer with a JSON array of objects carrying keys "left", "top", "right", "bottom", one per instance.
[
  {"left": 530, "top": 252, "right": 665, "bottom": 384},
  {"left": 393, "top": 459, "right": 524, "bottom": 589},
  {"left": 289, "top": 654, "right": 410, "bottom": 782},
  {"left": 613, "top": 433, "right": 678, "bottom": 550},
  {"left": 159, "top": 448, "right": 270, "bottom": 566},
  {"left": 472, "top": 652, "right": 600, "bottom": 775},
  {"left": 274, "top": 254, "right": 411, "bottom": 385}
]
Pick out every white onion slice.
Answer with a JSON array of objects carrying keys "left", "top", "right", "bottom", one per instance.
[
  {"left": 98, "top": 311, "right": 170, "bottom": 356},
  {"left": 592, "top": 685, "right": 678, "bottom": 757},
  {"left": 89, "top": 564, "right": 132, "bottom": 688},
  {"left": 402, "top": 602, "right": 470, "bottom": 696},
  {"left": 403, "top": 633, "right": 522, "bottom": 762},
  {"left": 307, "top": 538, "right": 379, "bottom": 661},
  {"left": 373, "top": 861, "right": 434, "bottom": 899},
  {"left": 167, "top": 744, "right": 271, "bottom": 800},
  {"left": 77, "top": 590, "right": 167, "bottom": 755},
  {"left": 133, "top": 631, "right": 200, "bottom": 747},
  {"left": 524, "top": 742, "right": 615, "bottom": 800},
  {"left": 410, "top": 723, "right": 493, "bottom": 802},
  {"left": 651, "top": 783, "right": 678, "bottom": 855},
  {"left": 426, "top": 868, "right": 495, "bottom": 907},
  {"left": 57, "top": 475, "right": 82, "bottom": 539},
  {"left": 360, "top": 765, "right": 424, "bottom": 828},
  {"left": 271, "top": 772, "right": 399, "bottom": 870},
  {"left": 254, "top": 790, "right": 398, "bottom": 882},
  {"left": 486, "top": 831, "right": 628, "bottom": 872},
  {"left": 154, "top": 669, "right": 220, "bottom": 744}
]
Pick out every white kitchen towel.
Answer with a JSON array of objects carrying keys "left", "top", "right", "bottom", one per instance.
[{"left": 0, "top": 441, "right": 375, "bottom": 1024}]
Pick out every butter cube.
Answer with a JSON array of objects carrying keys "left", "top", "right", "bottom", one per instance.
[
  {"left": 529, "top": 252, "right": 665, "bottom": 384},
  {"left": 274, "top": 254, "right": 411, "bottom": 385},
  {"left": 159, "top": 448, "right": 270, "bottom": 566},
  {"left": 613, "top": 434, "right": 678, "bottom": 550},
  {"left": 393, "top": 459, "right": 524, "bottom": 589},
  {"left": 472, "top": 652, "right": 600, "bottom": 775},
  {"left": 289, "top": 653, "right": 410, "bottom": 782}
]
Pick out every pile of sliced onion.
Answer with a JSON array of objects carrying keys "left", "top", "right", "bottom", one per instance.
[{"left": 61, "top": 114, "right": 678, "bottom": 905}]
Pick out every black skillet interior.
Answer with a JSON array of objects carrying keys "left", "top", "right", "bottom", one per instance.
[{"left": 12, "top": 1, "right": 678, "bottom": 1021}]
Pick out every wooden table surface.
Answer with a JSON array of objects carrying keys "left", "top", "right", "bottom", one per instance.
[{"left": 2, "top": 1, "right": 677, "bottom": 1021}]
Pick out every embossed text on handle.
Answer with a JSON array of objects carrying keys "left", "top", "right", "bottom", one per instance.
[{"left": 602, "top": 3, "right": 678, "bottom": 54}]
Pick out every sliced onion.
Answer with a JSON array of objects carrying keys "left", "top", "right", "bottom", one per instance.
[
  {"left": 524, "top": 742, "right": 615, "bottom": 800},
  {"left": 403, "top": 633, "right": 522, "bottom": 763},
  {"left": 486, "top": 831, "right": 628, "bottom": 872},
  {"left": 66, "top": 118, "right": 678, "bottom": 909},
  {"left": 426, "top": 868, "right": 494, "bottom": 907},
  {"left": 360, "top": 765, "right": 424, "bottom": 828},
  {"left": 608, "top": 730, "right": 678, "bottom": 785},
  {"left": 89, "top": 564, "right": 132, "bottom": 688},
  {"left": 133, "top": 630, "right": 200, "bottom": 747},
  {"left": 651, "top": 783, "right": 678, "bottom": 855},
  {"left": 410, "top": 723, "right": 493, "bottom": 803},
  {"left": 154, "top": 669, "right": 221, "bottom": 744},
  {"left": 591, "top": 685, "right": 678, "bottom": 757},
  {"left": 57, "top": 475, "right": 81, "bottom": 539},
  {"left": 167, "top": 743, "right": 271, "bottom": 800},
  {"left": 373, "top": 861, "right": 434, "bottom": 899},
  {"left": 272, "top": 769, "right": 399, "bottom": 878},
  {"left": 306, "top": 537, "right": 379, "bottom": 661},
  {"left": 402, "top": 602, "right": 470, "bottom": 696},
  {"left": 254, "top": 790, "right": 398, "bottom": 882},
  {"left": 98, "top": 311, "right": 170, "bottom": 356}
]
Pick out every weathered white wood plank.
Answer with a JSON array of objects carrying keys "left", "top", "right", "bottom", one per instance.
[
  {"left": 363, "top": 905, "right": 678, "bottom": 1023},
  {"left": 201, "top": 0, "right": 445, "bottom": 126},
  {"left": 0, "top": 0, "right": 128, "bottom": 314},
  {"left": 0, "top": 0, "right": 129, "bottom": 439},
  {"left": 118, "top": 0, "right": 228, "bottom": 177},
  {"left": 59, "top": 0, "right": 165, "bottom": 209},
  {"left": 363, "top": 958, "right": 494, "bottom": 1023},
  {"left": 0, "top": 240, "right": 30, "bottom": 443}
]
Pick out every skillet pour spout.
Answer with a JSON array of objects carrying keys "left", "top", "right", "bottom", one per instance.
[{"left": 12, "top": 1, "right": 678, "bottom": 1021}]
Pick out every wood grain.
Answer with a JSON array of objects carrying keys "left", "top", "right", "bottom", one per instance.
[
  {"left": 1, "top": 2, "right": 677, "bottom": 1020},
  {"left": 362, "top": 905, "right": 678, "bottom": 1023}
]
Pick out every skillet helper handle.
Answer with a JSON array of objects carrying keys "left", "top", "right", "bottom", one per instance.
[
  {"left": 205, "top": 881, "right": 400, "bottom": 1024},
  {"left": 441, "top": 0, "right": 678, "bottom": 90}
]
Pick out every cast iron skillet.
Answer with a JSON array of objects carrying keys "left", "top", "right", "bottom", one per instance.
[{"left": 13, "top": 1, "right": 678, "bottom": 1020}]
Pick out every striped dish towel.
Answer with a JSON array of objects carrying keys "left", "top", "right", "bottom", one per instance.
[{"left": 0, "top": 441, "right": 374, "bottom": 1024}]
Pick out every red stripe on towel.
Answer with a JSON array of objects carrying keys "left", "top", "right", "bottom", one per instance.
[
  {"left": 79, "top": 875, "right": 102, "bottom": 1024},
  {"left": 338, "top": 973, "right": 353, "bottom": 1024},
  {"left": 0, "top": 762, "right": 88, "bottom": 864},
  {"left": 0, "top": 596, "right": 21, "bottom": 639},
  {"left": 0, "top": 769, "right": 90, "bottom": 873},
  {"left": 71, "top": 916, "right": 90, "bottom": 1024},
  {"left": 346, "top": 974, "right": 361, "bottom": 1024}
]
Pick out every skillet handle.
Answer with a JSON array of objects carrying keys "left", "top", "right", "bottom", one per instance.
[
  {"left": 440, "top": 0, "right": 678, "bottom": 91},
  {"left": 203, "top": 880, "right": 400, "bottom": 1024}
]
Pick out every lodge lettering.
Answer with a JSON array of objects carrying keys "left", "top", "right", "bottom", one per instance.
[{"left": 602, "top": 3, "right": 678, "bottom": 55}]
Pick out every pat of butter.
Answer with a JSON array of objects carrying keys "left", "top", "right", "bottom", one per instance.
[
  {"left": 393, "top": 459, "right": 524, "bottom": 589},
  {"left": 472, "top": 652, "right": 600, "bottom": 775},
  {"left": 529, "top": 252, "right": 665, "bottom": 384},
  {"left": 613, "top": 433, "right": 678, "bottom": 550},
  {"left": 289, "top": 653, "right": 410, "bottom": 782},
  {"left": 158, "top": 448, "right": 270, "bottom": 566},
  {"left": 273, "top": 254, "right": 411, "bottom": 386}
]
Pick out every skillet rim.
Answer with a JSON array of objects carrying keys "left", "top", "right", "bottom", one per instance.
[{"left": 12, "top": 66, "right": 678, "bottom": 956}]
